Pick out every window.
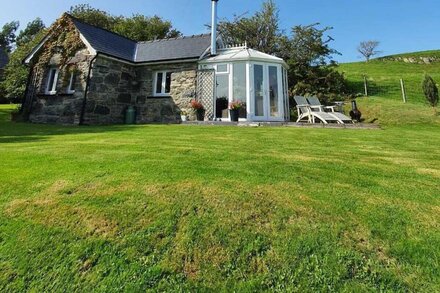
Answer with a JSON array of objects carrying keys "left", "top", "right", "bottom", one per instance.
[
  {"left": 253, "top": 64, "right": 264, "bottom": 117},
  {"left": 216, "top": 64, "right": 228, "bottom": 73},
  {"left": 232, "top": 63, "right": 247, "bottom": 118},
  {"left": 215, "top": 74, "right": 229, "bottom": 119},
  {"left": 154, "top": 71, "right": 172, "bottom": 96},
  {"left": 67, "top": 71, "right": 77, "bottom": 94},
  {"left": 269, "top": 66, "right": 279, "bottom": 117},
  {"left": 45, "top": 67, "right": 59, "bottom": 95},
  {"left": 215, "top": 63, "right": 230, "bottom": 119}
]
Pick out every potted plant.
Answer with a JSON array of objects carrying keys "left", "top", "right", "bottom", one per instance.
[
  {"left": 180, "top": 110, "right": 188, "bottom": 122},
  {"left": 190, "top": 99, "right": 205, "bottom": 121},
  {"left": 229, "top": 101, "right": 244, "bottom": 122}
]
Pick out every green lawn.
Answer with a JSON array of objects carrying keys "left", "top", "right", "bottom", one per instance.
[{"left": 0, "top": 104, "right": 439, "bottom": 291}]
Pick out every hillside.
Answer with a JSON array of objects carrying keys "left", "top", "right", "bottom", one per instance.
[
  {"left": 339, "top": 58, "right": 440, "bottom": 104},
  {"left": 338, "top": 51, "right": 440, "bottom": 125},
  {"left": 380, "top": 50, "right": 440, "bottom": 60}
]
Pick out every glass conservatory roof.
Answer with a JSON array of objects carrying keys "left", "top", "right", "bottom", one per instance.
[{"left": 200, "top": 46, "right": 288, "bottom": 67}]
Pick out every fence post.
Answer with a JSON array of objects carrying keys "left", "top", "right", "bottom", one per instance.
[
  {"left": 363, "top": 75, "right": 368, "bottom": 97},
  {"left": 400, "top": 79, "right": 407, "bottom": 103}
]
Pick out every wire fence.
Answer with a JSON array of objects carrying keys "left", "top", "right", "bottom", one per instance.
[{"left": 346, "top": 75, "right": 429, "bottom": 104}]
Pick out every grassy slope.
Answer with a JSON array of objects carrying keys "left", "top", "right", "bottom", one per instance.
[
  {"left": 1, "top": 104, "right": 439, "bottom": 291},
  {"left": 339, "top": 60, "right": 440, "bottom": 104},
  {"left": 381, "top": 50, "right": 440, "bottom": 59}
]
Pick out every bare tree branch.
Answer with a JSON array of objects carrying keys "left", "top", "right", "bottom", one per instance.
[{"left": 358, "top": 40, "right": 381, "bottom": 62}]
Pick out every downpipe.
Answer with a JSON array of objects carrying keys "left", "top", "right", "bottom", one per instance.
[{"left": 79, "top": 53, "right": 99, "bottom": 125}]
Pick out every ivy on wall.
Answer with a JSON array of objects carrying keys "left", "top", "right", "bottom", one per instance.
[{"left": 35, "top": 14, "right": 86, "bottom": 69}]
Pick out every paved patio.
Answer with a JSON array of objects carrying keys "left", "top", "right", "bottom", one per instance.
[{"left": 181, "top": 121, "right": 381, "bottom": 129}]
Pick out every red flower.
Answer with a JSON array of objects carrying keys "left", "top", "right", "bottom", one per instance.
[
  {"left": 190, "top": 99, "right": 204, "bottom": 110},
  {"left": 229, "top": 101, "right": 244, "bottom": 110}
]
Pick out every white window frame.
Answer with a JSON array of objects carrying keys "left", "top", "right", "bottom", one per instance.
[
  {"left": 67, "top": 71, "right": 76, "bottom": 94},
  {"left": 214, "top": 63, "right": 230, "bottom": 120},
  {"left": 45, "top": 67, "right": 59, "bottom": 95},
  {"left": 216, "top": 63, "right": 229, "bottom": 74},
  {"left": 153, "top": 71, "right": 172, "bottom": 96},
  {"left": 249, "top": 62, "right": 285, "bottom": 122}
]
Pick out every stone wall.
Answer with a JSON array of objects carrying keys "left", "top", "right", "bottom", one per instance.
[
  {"left": 378, "top": 56, "right": 440, "bottom": 64},
  {"left": 81, "top": 56, "right": 198, "bottom": 124},
  {"left": 26, "top": 51, "right": 199, "bottom": 125},
  {"left": 80, "top": 56, "right": 137, "bottom": 125},
  {"left": 134, "top": 62, "right": 198, "bottom": 123},
  {"left": 28, "top": 49, "right": 93, "bottom": 124}
]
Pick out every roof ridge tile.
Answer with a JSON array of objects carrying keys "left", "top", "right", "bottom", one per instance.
[{"left": 137, "top": 33, "right": 211, "bottom": 44}]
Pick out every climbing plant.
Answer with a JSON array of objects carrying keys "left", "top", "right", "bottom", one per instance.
[{"left": 35, "top": 14, "right": 85, "bottom": 69}]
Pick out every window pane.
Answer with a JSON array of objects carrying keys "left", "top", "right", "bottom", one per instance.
[
  {"left": 254, "top": 65, "right": 264, "bottom": 116},
  {"left": 269, "top": 66, "right": 279, "bottom": 117},
  {"left": 217, "top": 64, "right": 227, "bottom": 73},
  {"left": 47, "top": 69, "right": 56, "bottom": 92},
  {"left": 156, "top": 72, "right": 163, "bottom": 94},
  {"left": 233, "top": 63, "right": 247, "bottom": 118},
  {"left": 165, "top": 72, "right": 172, "bottom": 93},
  {"left": 215, "top": 74, "right": 229, "bottom": 119},
  {"left": 69, "top": 72, "right": 77, "bottom": 91}
]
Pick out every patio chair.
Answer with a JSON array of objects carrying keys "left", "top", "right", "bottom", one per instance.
[
  {"left": 294, "top": 96, "right": 343, "bottom": 124},
  {"left": 306, "top": 96, "right": 337, "bottom": 112},
  {"left": 307, "top": 96, "right": 354, "bottom": 124}
]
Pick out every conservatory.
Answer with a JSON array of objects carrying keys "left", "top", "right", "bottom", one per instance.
[{"left": 198, "top": 45, "right": 290, "bottom": 122}]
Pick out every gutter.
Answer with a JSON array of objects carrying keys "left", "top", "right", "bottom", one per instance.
[
  {"left": 79, "top": 53, "right": 99, "bottom": 125},
  {"left": 97, "top": 52, "right": 200, "bottom": 66}
]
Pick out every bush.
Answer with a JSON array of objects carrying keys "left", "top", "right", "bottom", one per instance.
[{"left": 422, "top": 74, "right": 439, "bottom": 114}]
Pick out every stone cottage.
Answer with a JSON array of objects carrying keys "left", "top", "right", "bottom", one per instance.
[
  {"left": 22, "top": 1, "right": 289, "bottom": 125},
  {"left": 22, "top": 13, "right": 214, "bottom": 124}
]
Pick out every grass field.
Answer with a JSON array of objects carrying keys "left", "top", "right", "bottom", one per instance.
[
  {"left": 380, "top": 50, "right": 440, "bottom": 59},
  {"left": 339, "top": 59, "right": 440, "bottom": 104},
  {"left": 0, "top": 103, "right": 439, "bottom": 291}
]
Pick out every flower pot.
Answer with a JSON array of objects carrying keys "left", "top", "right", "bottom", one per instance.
[
  {"left": 181, "top": 115, "right": 187, "bottom": 122},
  {"left": 229, "top": 109, "right": 240, "bottom": 122},
  {"left": 196, "top": 109, "right": 205, "bottom": 121}
]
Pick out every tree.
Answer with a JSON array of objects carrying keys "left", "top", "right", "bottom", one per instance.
[
  {"left": 281, "top": 24, "right": 347, "bottom": 102},
  {"left": 16, "top": 18, "right": 45, "bottom": 46},
  {"left": 217, "top": 2, "right": 347, "bottom": 102},
  {"left": 114, "top": 15, "right": 181, "bottom": 41},
  {"left": 69, "top": 4, "right": 118, "bottom": 30},
  {"left": 422, "top": 74, "right": 439, "bottom": 115},
  {"left": 0, "top": 21, "right": 19, "bottom": 52},
  {"left": 69, "top": 4, "right": 180, "bottom": 42},
  {"left": 0, "top": 18, "right": 47, "bottom": 102},
  {"left": 358, "top": 40, "right": 381, "bottom": 62},
  {"left": 217, "top": 0, "right": 282, "bottom": 54}
]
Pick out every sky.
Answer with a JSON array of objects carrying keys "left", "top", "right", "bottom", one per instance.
[{"left": 0, "top": 0, "right": 439, "bottom": 63}]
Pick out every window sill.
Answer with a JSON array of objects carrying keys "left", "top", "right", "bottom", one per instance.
[
  {"left": 37, "top": 92, "right": 76, "bottom": 98},
  {"left": 148, "top": 95, "right": 171, "bottom": 99}
]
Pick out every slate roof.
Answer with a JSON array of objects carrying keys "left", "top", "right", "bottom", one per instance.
[
  {"left": 0, "top": 48, "right": 8, "bottom": 69},
  {"left": 135, "top": 34, "right": 212, "bottom": 62},
  {"left": 70, "top": 15, "right": 211, "bottom": 63},
  {"left": 71, "top": 18, "right": 137, "bottom": 62}
]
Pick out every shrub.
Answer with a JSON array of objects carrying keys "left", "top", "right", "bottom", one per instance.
[{"left": 422, "top": 74, "right": 439, "bottom": 115}]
